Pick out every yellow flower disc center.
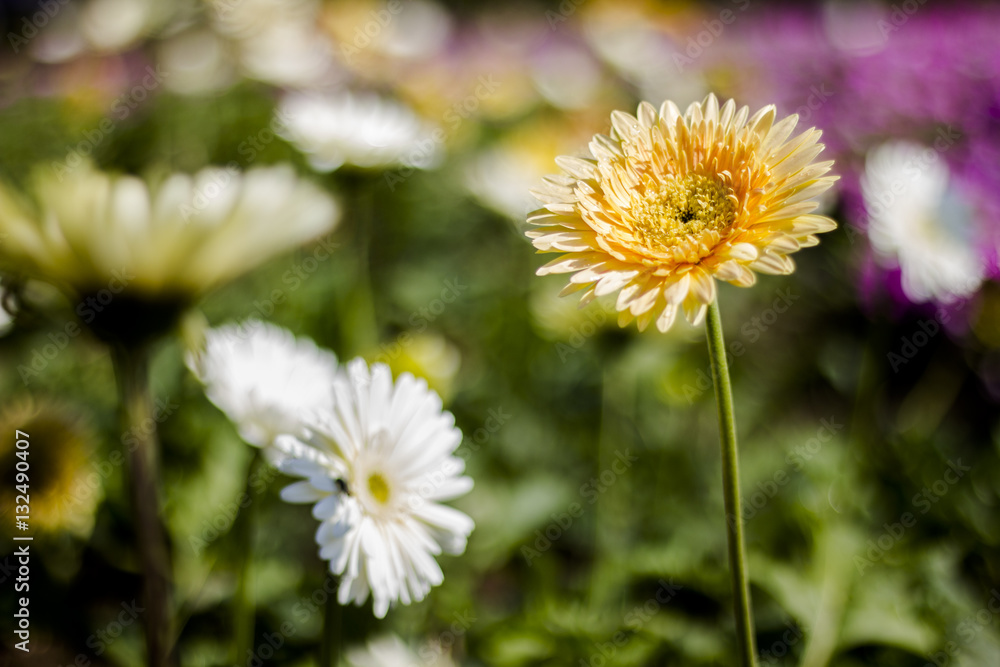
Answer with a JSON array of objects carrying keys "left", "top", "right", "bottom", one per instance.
[
  {"left": 630, "top": 174, "right": 736, "bottom": 248},
  {"left": 367, "top": 472, "right": 391, "bottom": 505}
]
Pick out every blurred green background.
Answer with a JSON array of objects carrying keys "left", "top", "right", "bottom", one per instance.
[{"left": 1, "top": 0, "right": 1000, "bottom": 666}]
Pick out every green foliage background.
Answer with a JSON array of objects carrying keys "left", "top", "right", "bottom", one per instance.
[{"left": 0, "top": 4, "right": 999, "bottom": 667}]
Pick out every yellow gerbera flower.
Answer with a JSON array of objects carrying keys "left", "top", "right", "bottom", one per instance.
[{"left": 526, "top": 94, "right": 838, "bottom": 332}]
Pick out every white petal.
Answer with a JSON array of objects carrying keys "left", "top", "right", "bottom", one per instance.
[{"left": 280, "top": 481, "right": 327, "bottom": 504}]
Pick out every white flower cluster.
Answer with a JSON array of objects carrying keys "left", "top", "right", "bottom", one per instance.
[{"left": 188, "top": 321, "right": 474, "bottom": 618}]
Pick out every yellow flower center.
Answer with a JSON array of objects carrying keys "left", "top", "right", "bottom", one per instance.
[
  {"left": 367, "top": 472, "right": 391, "bottom": 505},
  {"left": 630, "top": 174, "right": 736, "bottom": 248}
]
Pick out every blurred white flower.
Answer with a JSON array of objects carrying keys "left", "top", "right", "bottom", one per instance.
[
  {"left": 862, "top": 141, "right": 985, "bottom": 304},
  {"left": 277, "top": 91, "right": 442, "bottom": 172},
  {"left": 530, "top": 43, "right": 603, "bottom": 111},
  {"left": 464, "top": 116, "right": 596, "bottom": 221},
  {"left": 345, "top": 633, "right": 456, "bottom": 667},
  {"left": 374, "top": 0, "right": 452, "bottom": 60},
  {"left": 0, "top": 287, "right": 13, "bottom": 336},
  {"left": 582, "top": 9, "right": 706, "bottom": 105},
  {"left": 0, "top": 161, "right": 338, "bottom": 296},
  {"left": 277, "top": 358, "right": 473, "bottom": 618},
  {"left": 29, "top": 0, "right": 170, "bottom": 62},
  {"left": 465, "top": 146, "right": 541, "bottom": 220},
  {"left": 29, "top": 3, "right": 88, "bottom": 64},
  {"left": 332, "top": 0, "right": 452, "bottom": 62},
  {"left": 156, "top": 27, "right": 237, "bottom": 95},
  {"left": 80, "top": 0, "right": 162, "bottom": 52},
  {"left": 210, "top": 0, "right": 336, "bottom": 88},
  {"left": 0, "top": 161, "right": 339, "bottom": 342},
  {"left": 187, "top": 322, "right": 339, "bottom": 455}
]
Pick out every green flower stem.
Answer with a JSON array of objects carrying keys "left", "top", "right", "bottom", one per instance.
[
  {"left": 233, "top": 451, "right": 261, "bottom": 666},
  {"left": 704, "top": 297, "right": 757, "bottom": 667},
  {"left": 340, "top": 173, "right": 378, "bottom": 357},
  {"left": 319, "top": 575, "right": 341, "bottom": 667},
  {"left": 112, "top": 345, "right": 175, "bottom": 667}
]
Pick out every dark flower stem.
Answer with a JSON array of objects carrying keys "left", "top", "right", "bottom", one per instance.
[
  {"left": 112, "top": 344, "right": 175, "bottom": 667},
  {"left": 705, "top": 298, "right": 757, "bottom": 667}
]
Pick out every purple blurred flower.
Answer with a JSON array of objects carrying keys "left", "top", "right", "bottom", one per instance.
[{"left": 703, "top": 4, "right": 1000, "bottom": 309}]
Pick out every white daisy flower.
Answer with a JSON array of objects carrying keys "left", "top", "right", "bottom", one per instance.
[
  {"left": 862, "top": 141, "right": 985, "bottom": 305},
  {"left": 187, "top": 322, "right": 339, "bottom": 454},
  {"left": 277, "top": 91, "right": 442, "bottom": 172},
  {"left": 276, "top": 358, "right": 474, "bottom": 618}
]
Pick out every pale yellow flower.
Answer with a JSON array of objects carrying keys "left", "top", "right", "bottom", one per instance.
[
  {"left": 0, "top": 160, "right": 338, "bottom": 343},
  {"left": 527, "top": 94, "right": 838, "bottom": 332}
]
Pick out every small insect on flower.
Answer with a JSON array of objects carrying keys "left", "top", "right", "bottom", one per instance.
[
  {"left": 526, "top": 93, "right": 838, "bottom": 332},
  {"left": 276, "top": 358, "right": 474, "bottom": 618}
]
